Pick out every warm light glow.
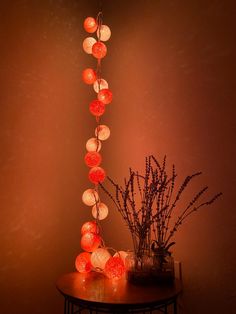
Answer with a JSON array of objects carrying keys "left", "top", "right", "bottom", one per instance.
[
  {"left": 84, "top": 17, "right": 98, "bottom": 33},
  {"left": 84, "top": 151, "right": 102, "bottom": 167},
  {"left": 82, "top": 68, "right": 97, "bottom": 85},
  {"left": 92, "top": 42, "right": 107, "bottom": 59},
  {"left": 93, "top": 79, "right": 109, "bottom": 93},
  {"left": 104, "top": 257, "right": 125, "bottom": 279},
  {"left": 92, "top": 202, "right": 109, "bottom": 220},
  {"left": 83, "top": 37, "right": 97, "bottom": 54},
  {"left": 95, "top": 124, "right": 110, "bottom": 141},
  {"left": 89, "top": 167, "right": 106, "bottom": 184},
  {"left": 81, "top": 232, "right": 101, "bottom": 252},
  {"left": 86, "top": 138, "right": 102, "bottom": 152},
  {"left": 75, "top": 252, "right": 92, "bottom": 273},
  {"left": 97, "top": 88, "right": 112, "bottom": 104},
  {"left": 91, "top": 248, "right": 111, "bottom": 270},
  {"left": 89, "top": 100, "right": 105, "bottom": 117},
  {"left": 81, "top": 221, "right": 99, "bottom": 235},
  {"left": 114, "top": 251, "right": 128, "bottom": 263},
  {"left": 82, "top": 189, "right": 99, "bottom": 206},
  {"left": 97, "top": 24, "right": 111, "bottom": 41}
]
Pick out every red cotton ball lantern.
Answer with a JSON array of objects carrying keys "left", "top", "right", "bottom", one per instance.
[
  {"left": 89, "top": 100, "right": 105, "bottom": 117},
  {"left": 88, "top": 167, "right": 106, "bottom": 184},
  {"left": 97, "top": 88, "right": 113, "bottom": 104},
  {"left": 81, "top": 232, "right": 101, "bottom": 252},
  {"left": 92, "top": 42, "right": 107, "bottom": 59},
  {"left": 104, "top": 257, "right": 125, "bottom": 279},
  {"left": 84, "top": 17, "right": 98, "bottom": 33},
  {"left": 75, "top": 252, "right": 92, "bottom": 273},
  {"left": 84, "top": 151, "right": 102, "bottom": 168},
  {"left": 81, "top": 221, "right": 99, "bottom": 235},
  {"left": 82, "top": 68, "right": 97, "bottom": 85}
]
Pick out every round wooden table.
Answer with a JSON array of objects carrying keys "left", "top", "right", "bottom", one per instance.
[{"left": 56, "top": 272, "right": 182, "bottom": 314}]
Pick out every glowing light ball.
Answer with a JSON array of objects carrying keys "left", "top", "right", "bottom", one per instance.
[
  {"left": 104, "top": 257, "right": 125, "bottom": 279},
  {"left": 92, "top": 42, "right": 107, "bottom": 59},
  {"left": 93, "top": 79, "right": 109, "bottom": 93},
  {"left": 83, "top": 37, "right": 97, "bottom": 54},
  {"left": 81, "top": 232, "right": 101, "bottom": 252},
  {"left": 92, "top": 202, "right": 109, "bottom": 220},
  {"left": 91, "top": 248, "right": 111, "bottom": 270},
  {"left": 75, "top": 252, "right": 92, "bottom": 273},
  {"left": 84, "top": 17, "right": 97, "bottom": 33},
  {"left": 81, "top": 221, "right": 99, "bottom": 235},
  {"left": 89, "top": 100, "right": 105, "bottom": 117},
  {"left": 95, "top": 124, "right": 110, "bottom": 141},
  {"left": 86, "top": 138, "right": 102, "bottom": 152},
  {"left": 97, "top": 88, "right": 112, "bottom": 104},
  {"left": 84, "top": 151, "right": 102, "bottom": 168},
  {"left": 82, "top": 68, "right": 97, "bottom": 85},
  {"left": 114, "top": 251, "right": 128, "bottom": 264},
  {"left": 89, "top": 167, "right": 106, "bottom": 184},
  {"left": 97, "top": 25, "right": 111, "bottom": 41},
  {"left": 82, "top": 188, "right": 99, "bottom": 206}
]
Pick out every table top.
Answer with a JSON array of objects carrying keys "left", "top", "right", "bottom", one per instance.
[{"left": 56, "top": 272, "right": 182, "bottom": 307}]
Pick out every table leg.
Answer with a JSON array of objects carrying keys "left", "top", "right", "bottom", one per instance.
[{"left": 173, "top": 299, "right": 177, "bottom": 314}]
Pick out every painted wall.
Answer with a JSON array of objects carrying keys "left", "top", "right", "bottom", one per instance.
[{"left": 0, "top": 0, "right": 235, "bottom": 313}]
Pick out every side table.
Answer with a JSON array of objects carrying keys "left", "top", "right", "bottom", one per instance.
[{"left": 56, "top": 272, "right": 182, "bottom": 314}]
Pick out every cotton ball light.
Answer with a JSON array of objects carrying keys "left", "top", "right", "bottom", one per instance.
[
  {"left": 83, "top": 37, "right": 97, "bottom": 54},
  {"left": 81, "top": 221, "right": 99, "bottom": 235},
  {"left": 92, "top": 42, "right": 107, "bottom": 59},
  {"left": 75, "top": 252, "right": 92, "bottom": 273},
  {"left": 89, "top": 99, "right": 105, "bottom": 117},
  {"left": 98, "top": 88, "right": 112, "bottom": 104},
  {"left": 86, "top": 138, "right": 102, "bottom": 152},
  {"left": 82, "top": 68, "right": 97, "bottom": 85},
  {"left": 95, "top": 125, "right": 110, "bottom": 141},
  {"left": 93, "top": 79, "right": 109, "bottom": 93},
  {"left": 82, "top": 189, "right": 99, "bottom": 206},
  {"left": 92, "top": 202, "right": 109, "bottom": 220},
  {"left": 114, "top": 251, "right": 128, "bottom": 264},
  {"left": 104, "top": 257, "right": 125, "bottom": 279},
  {"left": 84, "top": 17, "right": 97, "bottom": 33},
  {"left": 89, "top": 167, "right": 106, "bottom": 184},
  {"left": 97, "top": 25, "right": 111, "bottom": 41},
  {"left": 81, "top": 232, "right": 101, "bottom": 252},
  {"left": 84, "top": 151, "right": 102, "bottom": 168},
  {"left": 91, "top": 248, "right": 111, "bottom": 270}
]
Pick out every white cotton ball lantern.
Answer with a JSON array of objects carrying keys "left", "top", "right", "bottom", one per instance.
[
  {"left": 95, "top": 125, "right": 110, "bottom": 141},
  {"left": 86, "top": 138, "right": 102, "bottom": 152},
  {"left": 97, "top": 25, "right": 111, "bottom": 41},
  {"left": 83, "top": 37, "right": 97, "bottom": 54},
  {"left": 92, "top": 202, "right": 109, "bottom": 220},
  {"left": 93, "top": 79, "right": 109, "bottom": 93},
  {"left": 91, "top": 248, "right": 111, "bottom": 270},
  {"left": 82, "top": 189, "right": 99, "bottom": 206}
]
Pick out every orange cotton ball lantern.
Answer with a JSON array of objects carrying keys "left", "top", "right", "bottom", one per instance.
[
  {"left": 81, "top": 221, "right": 99, "bottom": 235},
  {"left": 92, "top": 42, "right": 107, "bottom": 59},
  {"left": 89, "top": 100, "right": 105, "bottom": 117},
  {"left": 82, "top": 188, "right": 99, "bottom": 206},
  {"left": 92, "top": 202, "right": 109, "bottom": 220},
  {"left": 95, "top": 124, "right": 111, "bottom": 141},
  {"left": 104, "top": 257, "right": 125, "bottom": 279},
  {"left": 97, "top": 88, "right": 112, "bottom": 104},
  {"left": 75, "top": 252, "right": 92, "bottom": 273},
  {"left": 82, "top": 68, "right": 97, "bottom": 85},
  {"left": 84, "top": 17, "right": 98, "bottom": 33},
  {"left": 89, "top": 167, "right": 106, "bottom": 184},
  {"left": 84, "top": 151, "right": 102, "bottom": 168},
  {"left": 81, "top": 232, "right": 101, "bottom": 252}
]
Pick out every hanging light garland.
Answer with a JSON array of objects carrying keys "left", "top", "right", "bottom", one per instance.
[{"left": 75, "top": 11, "right": 126, "bottom": 280}]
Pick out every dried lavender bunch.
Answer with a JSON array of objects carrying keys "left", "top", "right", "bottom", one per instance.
[{"left": 100, "top": 155, "right": 222, "bottom": 258}]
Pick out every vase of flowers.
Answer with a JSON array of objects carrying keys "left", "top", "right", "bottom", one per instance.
[{"left": 100, "top": 155, "right": 221, "bottom": 284}]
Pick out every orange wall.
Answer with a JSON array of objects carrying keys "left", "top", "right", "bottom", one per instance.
[{"left": 0, "top": 1, "right": 235, "bottom": 313}]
